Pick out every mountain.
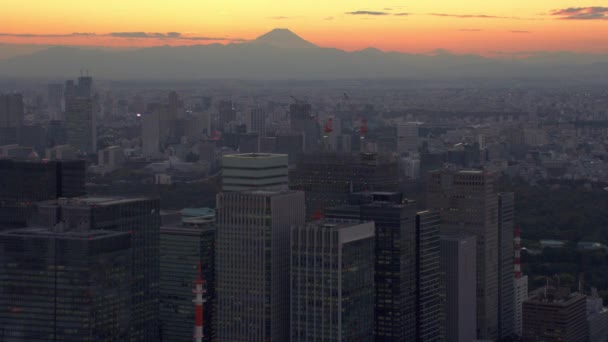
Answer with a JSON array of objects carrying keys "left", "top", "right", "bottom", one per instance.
[
  {"left": 252, "top": 28, "right": 317, "bottom": 49},
  {"left": 0, "top": 29, "right": 607, "bottom": 80}
]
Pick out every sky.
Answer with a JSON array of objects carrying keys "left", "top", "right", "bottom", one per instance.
[{"left": 1, "top": 0, "right": 608, "bottom": 56}]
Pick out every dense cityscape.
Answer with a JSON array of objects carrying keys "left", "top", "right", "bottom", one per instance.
[{"left": 2, "top": 2, "right": 608, "bottom": 341}]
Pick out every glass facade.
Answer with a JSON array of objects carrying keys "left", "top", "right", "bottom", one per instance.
[
  {"left": 160, "top": 225, "right": 215, "bottom": 342},
  {"left": 0, "top": 228, "right": 132, "bottom": 341}
]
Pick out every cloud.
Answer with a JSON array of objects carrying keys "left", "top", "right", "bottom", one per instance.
[
  {"left": 510, "top": 30, "right": 531, "bottom": 33},
  {"left": 324, "top": 16, "right": 334, "bottom": 21},
  {"left": 269, "top": 16, "right": 293, "bottom": 20},
  {"left": 429, "top": 13, "right": 512, "bottom": 19},
  {"left": 346, "top": 10, "right": 389, "bottom": 16},
  {"left": 459, "top": 29, "right": 483, "bottom": 32},
  {"left": 550, "top": 7, "right": 608, "bottom": 20},
  {"left": 0, "top": 31, "right": 246, "bottom": 42},
  {"left": 0, "top": 32, "right": 96, "bottom": 38},
  {"left": 394, "top": 13, "right": 409, "bottom": 16},
  {"left": 384, "top": 8, "right": 393, "bottom": 11}
]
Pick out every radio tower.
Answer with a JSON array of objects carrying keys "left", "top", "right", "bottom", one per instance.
[
  {"left": 193, "top": 261, "right": 206, "bottom": 342},
  {"left": 514, "top": 227, "right": 522, "bottom": 278}
]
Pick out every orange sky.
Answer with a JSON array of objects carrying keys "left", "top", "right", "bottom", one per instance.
[{"left": 1, "top": 0, "right": 608, "bottom": 55}]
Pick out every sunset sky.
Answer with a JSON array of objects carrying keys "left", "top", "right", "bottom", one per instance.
[{"left": 1, "top": 0, "right": 608, "bottom": 55}]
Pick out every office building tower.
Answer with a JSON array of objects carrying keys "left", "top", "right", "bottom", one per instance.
[
  {"left": 47, "top": 120, "right": 67, "bottom": 147},
  {"left": 221, "top": 153, "right": 288, "bottom": 192},
  {"left": 142, "top": 103, "right": 163, "bottom": 158},
  {"left": 0, "top": 159, "right": 86, "bottom": 228},
  {"left": 218, "top": 100, "right": 236, "bottom": 131},
  {"left": 440, "top": 233, "right": 477, "bottom": 342},
  {"left": 396, "top": 122, "right": 420, "bottom": 155},
  {"left": 161, "top": 222, "right": 215, "bottom": 342},
  {"left": 275, "top": 132, "right": 303, "bottom": 164},
  {"left": 427, "top": 169, "right": 499, "bottom": 340},
  {"left": 290, "top": 220, "right": 375, "bottom": 341},
  {"left": 64, "top": 77, "right": 95, "bottom": 153},
  {"left": 65, "top": 97, "right": 94, "bottom": 153},
  {"left": 36, "top": 196, "right": 161, "bottom": 342},
  {"left": 238, "top": 133, "right": 259, "bottom": 153},
  {"left": 247, "top": 107, "right": 267, "bottom": 136},
  {"left": 97, "top": 145, "right": 124, "bottom": 173},
  {"left": 514, "top": 276, "right": 528, "bottom": 337},
  {"left": 326, "top": 192, "right": 419, "bottom": 341},
  {"left": 0, "top": 93, "right": 24, "bottom": 145},
  {"left": 0, "top": 227, "right": 132, "bottom": 341},
  {"left": 47, "top": 83, "right": 64, "bottom": 120},
  {"left": 216, "top": 190, "right": 305, "bottom": 342},
  {"left": 291, "top": 152, "right": 399, "bottom": 218},
  {"left": 289, "top": 102, "right": 320, "bottom": 152},
  {"left": 168, "top": 91, "right": 179, "bottom": 121},
  {"left": 416, "top": 210, "right": 442, "bottom": 342},
  {"left": 522, "top": 288, "right": 587, "bottom": 342},
  {"left": 498, "top": 192, "right": 516, "bottom": 339},
  {"left": 587, "top": 288, "right": 608, "bottom": 342}
]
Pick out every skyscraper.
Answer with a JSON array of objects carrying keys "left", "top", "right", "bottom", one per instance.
[
  {"left": 0, "top": 159, "right": 86, "bottom": 228},
  {"left": 218, "top": 100, "right": 236, "bottom": 131},
  {"left": 396, "top": 122, "right": 420, "bottom": 155},
  {"left": 221, "top": 153, "right": 288, "bottom": 192},
  {"left": 0, "top": 227, "right": 132, "bottom": 341},
  {"left": 427, "top": 169, "right": 499, "bottom": 340},
  {"left": 141, "top": 104, "right": 162, "bottom": 158},
  {"left": 291, "top": 152, "right": 399, "bottom": 218},
  {"left": 215, "top": 190, "right": 305, "bottom": 342},
  {"left": 35, "top": 196, "right": 161, "bottom": 342},
  {"left": 0, "top": 93, "right": 24, "bottom": 145},
  {"left": 522, "top": 287, "right": 588, "bottom": 342},
  {"left": 326, "top": 192, "right": 419, "bottom": 341},
  {"left": 289, "top": 102, "right": 320, "bottom": 152},
  {"left": 440, "top": 233, "right": 477, "bottom": 342},
  {"left": 290, "top": 220, "right": 375, "bottom": 341},
  {"left": 514, "top": 275, "right": 529, "bottom": 337},
  {"left": 498, "top": 192, "right": 516, "bottom": 339},
  {"left": 64, "top": 77, "right": 95, "bottom": 153},
  {"left": 247, "top": 107, "right": 267, "bottom": 137},
  {"left": 160, "top": 221, "right": 215, "bottom": 342},
  {"left": 416, "top": 210, "right": 442, "bottom": 342}
]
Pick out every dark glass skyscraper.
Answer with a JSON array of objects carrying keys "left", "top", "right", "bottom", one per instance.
[
  {"left": 415, "top": 210, "right": 442, "bottom": 342},
  {"left": 160, "top": 223, "right": 215, "bottom": 342},
  {"left": 326, "top": 192, "right": 419, "bottom": 341},
  {"left": 0, "top": 159, "right": 86, "bottom": 229},
  {"left": 498, "top": 192, "right": 516, "bottom": 339},
  {"left": 290, "top": 220, "right": 375, "bottom": 341},
  {"left": 0, "top": 227, "right": 132, "bottom": 341},
  {"left": 35, "top": 196, "right": 161, "bottom": 342}
]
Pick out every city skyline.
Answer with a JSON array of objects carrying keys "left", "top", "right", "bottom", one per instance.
[{"left": 1, "top": 1, "right": 608, "bottom": 56}]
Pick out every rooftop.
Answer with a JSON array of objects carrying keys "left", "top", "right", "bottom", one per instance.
[
  {"left": 0, "top": 227, "right": 129, "bottom": 241},
  {"left": 224, "top": 153, "right": 287, "bottom": 159}
]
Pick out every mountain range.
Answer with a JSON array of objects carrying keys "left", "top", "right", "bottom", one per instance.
[{"left": 0, "top": 28, "right": 607, "bottom": 80}]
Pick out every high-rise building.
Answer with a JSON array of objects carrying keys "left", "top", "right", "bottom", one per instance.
[
  {"left": 0, "top": 93, "right": 24, "bottom": 145},
  {"left": 291, "top": 152, "right": 399, "bottom": 218},
  {"left": 498, "top": 192, "right": 516, "bottom": 339},
  {"left": 396, "top": 122, "right": 420, "bottom": 155},
  {"left": 0, "top": 159, "right": 86, "bottom": 228},
  {"left": 514, "top": 275, "right": 528, "bottom": 337},
  {"left": 168, "top": 91, "right": 179, "bottom": 121},
  {"left": 160, "top": 221, "right": 215, "bottom": 342},
  {"left": 142, "top": 105, "right": 162, "bottom": 158},
  {"left": 522, "top": 288, "right": 588, "bottom": 342},
  {"left": 427, "top": 169, "right": 499, "bottom": 340},
  {"left": 247, "top": 107, "right": 267, "bottom": 137},
  {"left": 218, "top": 100, "right": 236, "bottom": 131},
  {"left": 35, "top": 196, "right": 161, "bottom": 342},
  {"left": 290, "top": 220, "right": 375, "bottom": 341},
  {"left": 64, "top": 77, "right": 95, "bottom": 153},
  {"left": 47, "top": 83, "right": 64, "bottom": 120},
  {"left": 289, "top": 102, "right": 320, "bottom": 152},
  {"left": 416, "top": 210, "right": 442, "bottom": 342},
  {"left": 326, "top": 192, "right": 419, "bottom": 341},
  {"left": 215, "top": 190, "right": 305, "bottom": 342},
  {"left": 587, "top": 288, "right": 608, "bottom": 342},
  {"left": 440, "top": 233, "right": 477, "bottom": 342},
  {"left": 0, "top": 227, "right": 132, "bottom": 341},
  {"left": 221, "top": 153, "right": 288, "bottom": 192}
]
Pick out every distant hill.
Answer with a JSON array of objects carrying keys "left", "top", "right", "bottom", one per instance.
[{"left": 0, "top": 29, "right": 607, "bottom": 80}]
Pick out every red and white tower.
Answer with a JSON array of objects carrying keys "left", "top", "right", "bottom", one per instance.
[
  {"left": 193, "top": 261, "right": 206, "bottom": 342},
  {"left": 514, "top": 227, "right": 522, "bottom": 278}
]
